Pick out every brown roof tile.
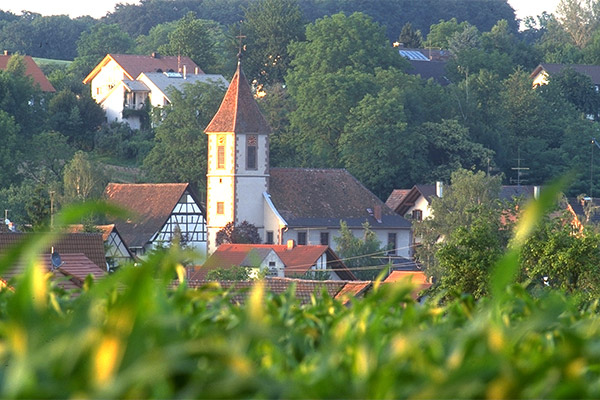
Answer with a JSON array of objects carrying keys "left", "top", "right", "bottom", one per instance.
[
  {"left": 269, "top": 168, "right": 411, "bottom": 229},
  {"left": 67, "top": 224, "right": 116, "bottom": 242},
  {"left": 0, "top": 55, "right": 55, "bottom": 92},
  {"left": 385, "top": 189, "right": 411, "bottom": 211},
  {"left": 0, "top": 232, "right": 107, "bottom": 270},
  {"left": 181, "top": 277, "right": 351, "bottom": 305},
  {"left": 2, "top": 253, "right": 106, "bottom": 292},
  {"left": 204, "top": 61, "right": 270, "bottom": 134},
  {"left": 103, "top": 183, "right": 202, "bottom": 249},
  {"left": 83, "top": 54, "right": 201, "bottom": 83}
]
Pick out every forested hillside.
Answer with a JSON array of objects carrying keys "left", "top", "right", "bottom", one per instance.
[{"left": 0, "top": 0, "right": 598, "bottom": 227}]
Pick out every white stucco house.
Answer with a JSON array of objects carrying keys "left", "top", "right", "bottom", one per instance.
[{"left": 83, "top": 53, "right": 226, "bottom": 129}]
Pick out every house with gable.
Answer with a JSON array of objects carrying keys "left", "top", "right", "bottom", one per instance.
[
  {"left": 103, "top": 183, "right": 207, "bottom": 257},
  {"left": 83, "top": 53, "right": 225, "bottom": 129},
  {"left": 67, "top": 224, "right": 134, "bottom": 270},
  {"left": 191, "top": 241, "right": 356, "bottom": 281},
  {"left": 203, "top": 55, "right": 412, "bottom": 258},
  {"left": 0, "top": 52, "right": 55, "bottom": 92},
  {"left": 530, "top": 63, "right": 600, "bottom": 89}
]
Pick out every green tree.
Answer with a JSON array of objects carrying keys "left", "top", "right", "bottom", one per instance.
[
  {"left": 333, "top": 221, "right": 383, "bottom": 280},
  {"left": 159, "top": 12, "right": 218, "bottom": 72},
  {"left": 339, "top": 86, "right": 417, "bottom": 198},
  {"left": 434, "top": 216, "right": 505, "bottom": 300},
  {"left": 0, "top": 110, "right": 19, "bottom": 187},
  {"left": 426, "top": 18, "right": 471, "bottom": 48},
  {"left": 70, "top": 23, "right": 134, "bottom": 80},
  {"left": 242, "top": 0, "right": 304, "bottom": 85},
  {"left": 216, "top": 221, "right": 261, "bottom": 245},
  {"left": 20, "top": 131, "right": 74, "bottom": 185},
  {"left": 135, "top": 21, "right": 177, "bottom": 55},
  {"left": 416, "top": 119, "right": 494, "bottom": 182},
  {"left": 548, "top": 66, "right": 600, "bottom": 120},
  {"left": 520, "top": 218, "right": 600, "bottom": 302},
  {"left": 398, "top": 22, "right": 423, "bottom": 48},
  {"left": 206, "top": 266, "right": 252, "bottom": 281},
  {"left": 62, "top": 151, "right": 107, "bottom": 204},
  {"left": 47, "top": 89, "right": 105, "bottom": 150},
  {"left": 143, "top": 80, "right": 226, "bottom": 193},
  {"left": 413, "top": 169, "right": 505, "bottom": 279},
  {"left": 556, "top": 0, "right": 599, "bottom": 48}
]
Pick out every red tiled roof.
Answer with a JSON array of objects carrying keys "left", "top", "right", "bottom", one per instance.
[
  {"left": 204, "top": 60, "right": 271, "bottom": 134},
  {"left": 0, "top": 232, "right": 107, "bottom": 270},
  {"left": 180, "top": 277, "right": 358, "bottom": 305},
  {"left": 0, "top": 55, "right": 55, "bottom": 92},
  {"left": 83, "top": 54, "right": 202, "bottom": 83},
  {"left": 103, "top": 183, "right": 195, "bottom": 248},
  {"left": 334, "top": 281, "right": 371, "bottom": 301},
  {"left": 67, "top": 224, "right": 116, "bottom": 242},
  {"left": 268, "top": 168, "right": 410, "bottom": 229},
  {"left": 383, "top": 270, "right": 432, "bottom": 299},
  {"left": 191, "top": 243, "right": 356, "bottom": 280},
  {"left": 1, "top": 253, "right": 106, "bottom": 291},
  {"left": 385, "top": 189, "right": 411, "bottom": 211}
]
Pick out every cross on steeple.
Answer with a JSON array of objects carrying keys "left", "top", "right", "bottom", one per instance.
[{"left": 236, "top": 23, "right": 246, "bottom": 60}]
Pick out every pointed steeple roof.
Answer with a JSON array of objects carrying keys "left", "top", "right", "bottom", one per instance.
[{"left": 204, "top": 60, "right": 271, "bottom": 134}]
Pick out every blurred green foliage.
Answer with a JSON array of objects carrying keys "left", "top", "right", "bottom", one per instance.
[{"left": 0, "top": 190, "right": 600, "bottom": 398}]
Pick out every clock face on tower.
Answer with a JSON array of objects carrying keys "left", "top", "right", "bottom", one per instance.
[{"left": 217, "top": 135, "right": 226, "bottom": 145}]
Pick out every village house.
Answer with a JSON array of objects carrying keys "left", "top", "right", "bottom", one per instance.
[
  {"left": 67, "top": 224, "right": 134, "bottom": 270},
  {"left": 203, "top": 56, "right": 412, "bottom": 257},
  {"left": 103, "top": 183, "right": 207, "bottom": 258},
  {"left": 83, "top": 53, "right": 225, "bottom": 129},
  {"left": 190, "top": 241, "right": 356, "bottom": 281}
]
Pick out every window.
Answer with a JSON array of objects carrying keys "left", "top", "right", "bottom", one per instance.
[
  {"left": 266, "top": 231, "right": 274, "bottom": 244},
  {"left": 247, "top": 135, "right": 257, "bottom": 170},
  {"left": 267, "top": 261, "right": 277, "bottom": 277},
  {"left": 412, "top": 209, "right": 423, "bottom": 221},
  {"left": 216, "top": 202, "right": 224, "bottom": 215},
  {"left": 320, "top": 232, "right": 329, "bottom": 246},
  {"left": 217, "top": 135, "right": 225, "bottom": 169},
  {"left": 298, "top": 232, "right": 307, "bottom": 245},
  {"left": 387, "top": 233, "right": 397, "bottom": 255}
]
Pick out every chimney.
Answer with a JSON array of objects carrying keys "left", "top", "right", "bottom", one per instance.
[
  {"left": 195, "top": 66, "right": 199, "bottom": 74},
  {"left": 3, "top": 50, "right": 11, "bottom": 56},
  {"left": 374, "top": 205, "right": 382, "bottom": 223},
  {"left": 287, "top": 239, "right": 296, "bottom": 250},
  {"left": 183, "top": 65, "right": 187, "bottom": 79},
  {"left": 436, "top": 181, "right": 443, "bottom": 198},
  {"left": 151, "top": 52, "right": 160, "bottom": 59},
  {"left": 534, "top": 185, "right": 541, "bottom": 200}
]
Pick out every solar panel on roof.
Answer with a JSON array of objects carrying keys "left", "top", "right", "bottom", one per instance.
[
  {"left": 164, "top": 72, "right": 182, "bottom": 78},
  {"left": 399, "top": 50, "right": 430, "bottom": 61}
]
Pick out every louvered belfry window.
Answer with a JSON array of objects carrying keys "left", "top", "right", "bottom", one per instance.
[{"left": 247, "top": 135, "right": 257, "bottom": 170}]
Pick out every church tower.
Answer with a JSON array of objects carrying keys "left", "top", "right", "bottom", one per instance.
[{"left": 204, "top": 57, "right": 271, "bottom": 253}]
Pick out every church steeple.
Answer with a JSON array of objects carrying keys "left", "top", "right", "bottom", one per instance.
[
  {"left": 204, "top": 58, "right": 271, "bottom": 254},
  {"left": 204, "top": 61, "right": 271, "bottom": 135}
]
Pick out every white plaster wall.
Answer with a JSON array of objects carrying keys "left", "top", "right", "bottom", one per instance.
[
  {"left": 206, "top": 132, "right": 236, "bottom": 252},
  {"left": 282, "top": 227, "right": 411, "bottom": 258},
  {"left": 91, "top": 60, "right": 126, "bottom": 103}
]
